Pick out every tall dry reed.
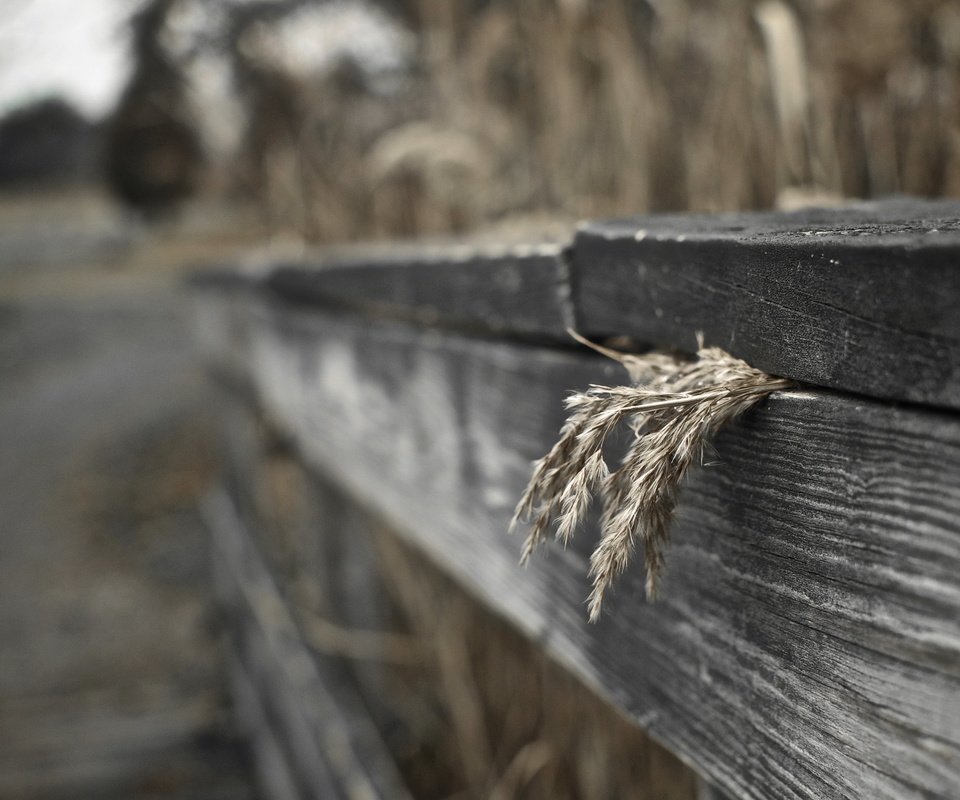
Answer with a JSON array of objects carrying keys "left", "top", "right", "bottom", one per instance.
[
  {"left": 266, "top": 0, "right": 960, "bottom": 240},
  {"left": 513, "top": 332, "right": 792, "bottom": 620}
]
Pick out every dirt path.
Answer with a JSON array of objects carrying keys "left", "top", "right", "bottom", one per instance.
[{"left": 0, "top": 190, "right": 257, "bottom": 798}]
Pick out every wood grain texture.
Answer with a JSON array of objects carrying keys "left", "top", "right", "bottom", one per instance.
[
  {"left": 573, "top": 198, "right": 960, "bottom": 408},
  {"left": 266, "top": 241, "right": 572, "bottom": 338},
  {"left": 196, "top": 199, "right": 960, "bottom": 408},
  {"left": 210, "top": 297, "right": 960, "bottom": 800},
  {"left": 205, "top": 489, "right": 413, "bottom": 800}
]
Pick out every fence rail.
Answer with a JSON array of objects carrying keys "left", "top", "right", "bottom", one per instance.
[{"left": 194, "top": 199, "right": 960, "bottom": 800}]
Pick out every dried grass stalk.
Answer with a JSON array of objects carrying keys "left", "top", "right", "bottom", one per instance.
[{"left": 512, "top": 330, "right": 793, "bottom": 622}]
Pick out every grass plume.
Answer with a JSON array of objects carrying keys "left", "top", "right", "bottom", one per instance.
[{"left": 513, "top": 331, "right": 793, "bottom": 622}]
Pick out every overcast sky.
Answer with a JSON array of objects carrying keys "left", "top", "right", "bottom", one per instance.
[
  {"left": 0, "top": 0, "right": 407, "bottom": 121},
  {"left": 0, "top": 0, "right": 133, "bottom": 118}
]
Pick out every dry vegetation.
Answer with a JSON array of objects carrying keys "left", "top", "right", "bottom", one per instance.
[
  {"left": 108, "top": 0, "right": 960, "bottom": 238},
  {"left": 512, "top": 334, "right": 792, "bottom": 620},
  {"left": 238, "top": 0, "right": 960, "bottom": 241}
]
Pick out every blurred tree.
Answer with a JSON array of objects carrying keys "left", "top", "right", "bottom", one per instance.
[
  {"left": 0, "top": 97, "right": 95, "bottom": 186},
  {"left": 103, "top": 0, "right": 204, "bottom": 216}
]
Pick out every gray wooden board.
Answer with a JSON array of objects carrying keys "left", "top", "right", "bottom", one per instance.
[
  {"left": 194, "top": 199, "right": 960, "bottom": 409},
  {"left": 572, "top": 198, "right": 960, "bottom": 409},
  {"left": 265, "top": 241, "right": 572, "bottom": 339},
  {"left": 204, "top": 490, "right": 413, "bottom": 800},
  {"left": 218, "top": 296, "right": 960, "bottom": 800}
]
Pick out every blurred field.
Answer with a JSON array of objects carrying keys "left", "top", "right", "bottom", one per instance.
[
  {"left": 80, "top": 0, "right": 960, "bottom": 244},
  {"left": 203, "top": 0, "right": 960, "bottom": 242}
]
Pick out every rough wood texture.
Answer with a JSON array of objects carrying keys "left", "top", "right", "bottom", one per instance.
[
  {"left": 573, "top": 198, "right": 960, "bottom": 408},
  {"left": 193, "top": 199, "right": 960, "bottom": 408},
  {"left": 205, "top": 489, "right": 413, "bottom": 800},
  {"left": 204, "top": 297, "right": 960, "bottom": 800},
  {"left": 266, "top": 241, "right": 572, "bottom": 338}
]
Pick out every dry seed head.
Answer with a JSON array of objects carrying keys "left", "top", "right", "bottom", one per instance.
[{"left": 513, "top": 332, "right": 792, "bottom": 621}]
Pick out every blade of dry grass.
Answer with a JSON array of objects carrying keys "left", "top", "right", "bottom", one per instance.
[{"left": 513, "top": 332, "right": 793, "bottom": 621}]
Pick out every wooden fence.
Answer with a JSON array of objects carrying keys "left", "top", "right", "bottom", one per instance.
[{"left": 193, "top": 198, "right": 960, "bottom": 799}]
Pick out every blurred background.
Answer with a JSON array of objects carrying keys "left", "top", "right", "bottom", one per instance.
[
  {"left": 6, "top": 0, "right": 960, "bottom": 237},
  {"left": 2, "top": 0, "right": 960, "bottom": 798}
]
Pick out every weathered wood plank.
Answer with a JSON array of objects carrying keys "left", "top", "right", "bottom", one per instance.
[
  {"left": 204, "top": 489, "right": 413, "bottom": 800},
  {"left": 572, "top": 198, "right": 960, "bottom": 408},
  {"left": 266, "top": 240, "right": 572, "bottom": 338},
  {"left": 215, "top": 297, "right": 960, "bottom": 800},
  {"left": 199, "top": 199, "right": 960, "bottom": 408}
]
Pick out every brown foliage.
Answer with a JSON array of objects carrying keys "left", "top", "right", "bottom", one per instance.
[{"left": 254, "top": 0, "right": 960, "bottom": 240}]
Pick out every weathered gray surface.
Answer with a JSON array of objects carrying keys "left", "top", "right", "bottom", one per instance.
[
  {"left": 200, "top": 199, "right": 960, "bottom": 409},
  {"left": 266, "top": 240, "right": 572, "bottom": 338},
  {"left": 199, "top": 295, "right": 960, "bottom": 800},
  {"left": 573, "top": 199, "right": 960, "bottom": 409}
]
